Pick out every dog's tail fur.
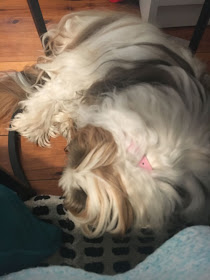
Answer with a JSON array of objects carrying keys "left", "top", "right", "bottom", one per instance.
[{"left": 0, "top": 66, "right": 45, "bottom": 126}]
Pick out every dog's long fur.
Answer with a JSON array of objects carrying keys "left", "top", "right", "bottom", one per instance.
[{"left": 1, "top": 10, "right": 210, "bottom": 237}]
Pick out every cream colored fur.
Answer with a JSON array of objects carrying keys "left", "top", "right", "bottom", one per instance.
[{"left": 0, "top": 10, "right": 209, "bottom": 237}]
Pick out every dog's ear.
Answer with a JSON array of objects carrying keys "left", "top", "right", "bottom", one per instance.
[
  {"left": 64, "top": 188, "right": 87, "bottom": 217},
  {"left": 63, "top": 167, "right": 134, "bottom": 237},
  {"left": 61, "top": 125, "right": 134, "bottom": 237},
  {"left": 66, "top": 124, "right": 118, "bottom": 170}
]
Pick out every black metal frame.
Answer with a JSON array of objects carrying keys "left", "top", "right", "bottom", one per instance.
[
  {"left": 7, "top": 0, "right": 210, "bottom": 197},
  {"left": 8, "top": 110, "right": 36, "bottom": 199},
  {"left": 0, "top": 166, "right": 35, "bottom": 201},
  {"left": 27, "top": 0, "right": 47, "bottom": 40},
  {"left": 189, "top": 0, "right": 210, "bottom": 54}
]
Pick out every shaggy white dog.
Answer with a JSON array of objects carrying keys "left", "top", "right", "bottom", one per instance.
[{"left": 0, "top": 10, "right": 210, "bottom": 237}]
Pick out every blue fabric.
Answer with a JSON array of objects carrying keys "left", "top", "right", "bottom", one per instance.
[
  {"left": 0, "top": 184, "right": 61, "bottom": 276},
  {"left": 2, "top": 226, "right": 210, "bottom": 280}
]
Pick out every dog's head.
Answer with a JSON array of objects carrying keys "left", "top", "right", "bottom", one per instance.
[
  {"left": 59, "top": 125, "right": 134, "bottom": 237},
  {"left": 59, "top": 120, "right": 210, "bottom": 237}
]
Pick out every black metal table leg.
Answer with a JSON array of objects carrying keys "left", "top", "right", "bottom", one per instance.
[
  {"left": 189, "top": 0, "right": 210, "bottom": 54},
  {"left": 27, "top": 0, "right": 47, "bottom": 41},
  {"left": 8, "top": 110, "right": 37, "bottom": 200}
]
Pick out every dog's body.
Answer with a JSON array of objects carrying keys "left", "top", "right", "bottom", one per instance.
[{"left": 1, "top": 11, "right": 210, "bottom": 237}]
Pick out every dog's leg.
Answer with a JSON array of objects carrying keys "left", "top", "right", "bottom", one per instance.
[
  {"left": 52, "top": 111, "right": 76, "bottom": 143},
  {"left": 10, "top": 91, "right": 77, "bottom": 146}
]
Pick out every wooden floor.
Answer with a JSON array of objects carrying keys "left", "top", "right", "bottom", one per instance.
[{"left": 0, "top": 0, "right": 210, "bottom": 196}]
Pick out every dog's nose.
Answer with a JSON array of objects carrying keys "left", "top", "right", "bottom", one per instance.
[{"left": 64, "top": 146, "right": 69, "bottom": 153}]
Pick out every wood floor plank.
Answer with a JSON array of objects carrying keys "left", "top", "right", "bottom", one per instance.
[
  {"left": 0, "top": 61, "right": 35, "bottom": 72},
  {"left": 164, "top": 26, "right": 210, "bottom": 53},
  {"left": 30, "top": 180, "right": 62, "bottom": 196},
  {"left": 21, "top": 136, "right": 66, "bottom": 181},
  {"left": 0, "top": 36, "right": 42, "bottom": 62},
  {"left": 0, "top": 126, "right": 8, "bottom": 136},
  {"left": 0, "top": 135, "right": 66, "bottom": 180},
  {"left": 0, "top": 134, "right": 66, "bottom": 194}
]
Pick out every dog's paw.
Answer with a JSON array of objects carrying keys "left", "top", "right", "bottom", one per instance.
[
  {"left": 10, "top": 112, "right": 58, "bottom": 147},
  {"left": 53, "top": 112, "right": 74, "bottom": 143}
]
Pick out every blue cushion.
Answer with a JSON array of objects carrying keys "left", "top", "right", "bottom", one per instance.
[
  {"left": 2, "top": 226, "right": 210, "bottom": 280},
  {"left": 0, "top": 184, "right": 61, "bottom": 276}
]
